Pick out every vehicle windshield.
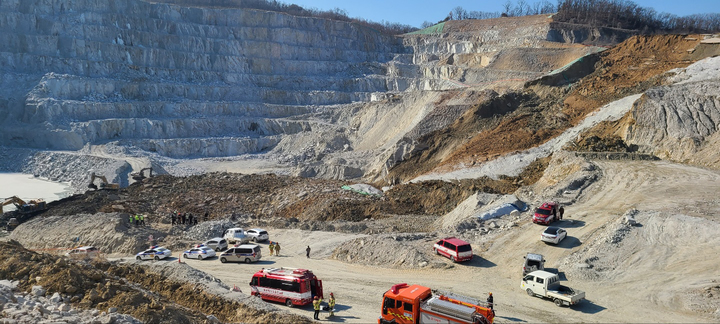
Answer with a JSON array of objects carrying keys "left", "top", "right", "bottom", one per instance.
[
  {"left": 544, "top": 227, "right": 559, "bottom": 235},
  {"left": 457, "top": 244, "right": 472, "bottom": 252},
  {"left": 535, "top": 208, "right": 552, "bottom": 215},
  {"left": 527, "top": 260, "right": 541, "bottom": 267}
]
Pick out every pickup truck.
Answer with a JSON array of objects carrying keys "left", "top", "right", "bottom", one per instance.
[{"left": 521, "top": 270, "right": 585, "bottom": 307}]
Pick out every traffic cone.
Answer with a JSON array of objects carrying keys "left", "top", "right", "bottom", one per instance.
[{"left": 178, "top": 255, "right": 182, "bottom": 264}]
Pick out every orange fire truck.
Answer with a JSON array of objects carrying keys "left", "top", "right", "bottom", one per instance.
[
  {"left": 379, "top": 283, "right": 494, "bottom": 324},
  {"left": 249, "top": 267, "right": 323, "bottom": 307}
]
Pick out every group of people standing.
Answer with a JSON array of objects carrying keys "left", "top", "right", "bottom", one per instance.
[
  {"left": 170, "top": 210, "right": 209, "bottom": 226},
  {"left": 267, "top": 242, "right": 281, "bottom": 256},
  {"left": 130, "top": 214, "right": 147, "bottom": 226}
]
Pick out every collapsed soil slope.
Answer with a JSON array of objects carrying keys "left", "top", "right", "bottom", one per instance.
[
  {"left": 32, "top": 170, "right": 543, "bottom": 225},
  {"left": 387, "top": 34, "right": 711, "bottom": 182}
]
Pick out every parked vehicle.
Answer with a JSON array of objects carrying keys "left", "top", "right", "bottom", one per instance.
[
  {"left": 135, "top": 246, "right": 172, "bottom": 261},
  {"left": 433, "top": 237, "right": 473, "bottom": 262},
  {"left": 378, "top": 283, "right": 494, "bottom": 324},
  {"left": 245, "top": 228, "right": 269, "bottom": 242},
  {"left": 532, "top": 202, "right": 558, "bottom": 225},
  {"left": 183, "top": 246, "right": 216, "bottom": 260},
  {"left": 65, "top": 246, "right": 100, "bottom": 260},
  {"left": 523, "top": 253, "right": 545, "bottom": 275},
  {"left": 202, "top": 237, "right": 228, "bottom": 251},
  {"left": 250, "top": 267, "right": 323, "bottom": 307},
  {"left": 521, "top": 270, "right": 585, "bottom": 307},
  {"left": 540, "top": 227, "right": 567, "bottom": 245},
  {"left": 220, "top": 244, "right": 262, "bottom": 263},
  {"left": 223, "top": 228, "right": 251, "bottom": 245}
]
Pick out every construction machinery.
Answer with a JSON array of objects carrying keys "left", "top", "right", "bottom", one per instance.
[
  {"left": 130, "top": 167, "right": 153, "bottom": 181},
  {"left": 88, "top": 172, "right": 120, "bottom": 190},
  {"left": 1, "top": 196, "right": 47, "bottom": 215},
  {"left": 379, "top": 283, "right": 494, "bottom": 324}
]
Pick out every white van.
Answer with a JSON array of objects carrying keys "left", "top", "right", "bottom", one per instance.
[{"left": 223, "top": 228, "right": 251, "bottom": 245}]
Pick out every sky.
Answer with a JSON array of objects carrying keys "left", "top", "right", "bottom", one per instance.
[{"left": 285, "top": 0, "right": 720, "bottom": 28}]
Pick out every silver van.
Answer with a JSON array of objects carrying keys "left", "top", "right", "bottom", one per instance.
[{"left": 219, "top": 244, "right": 262, "bottom": 263}]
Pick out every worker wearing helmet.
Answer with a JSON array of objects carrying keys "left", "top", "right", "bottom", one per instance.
[
  {"left": 313, "top": 296, "right": 323, "bottom": 320},
  {"left": 487, "top": 292, "right": 493, "bottom": 311},
  {"left": 327, "top": 292, "right": 336, "bottom": 317}
]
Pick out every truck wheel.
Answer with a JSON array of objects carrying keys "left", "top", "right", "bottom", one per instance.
[
  {"left": 245, "top": 258, "right": 251, "bottom": 264},
  {"left": 220, "top": 257, "right": 227, "bottom": 263},
  {"left": 285, "top": 299, "right": 293, "bottom": 307},
  {"left": 451, "top": 256, "right": 456, "bottom": 263},
  {"left": 136, "top": 256, "right": 141, "bottom": 261},
  {"left": 434, "top": 248, "right": 439, "bottom": 255},
  {"left": 554, "top": 298, "right": 563, "bottom": 307},
  {"left": 526, "top": 289, "right": 535, "bottom": 297},
  {"left": 154, "top": 256, "right": 159, "bottom": 261}
]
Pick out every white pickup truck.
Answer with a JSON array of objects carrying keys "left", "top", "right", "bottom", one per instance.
[{"left": 521, "top": 270, "right": 585, "bottom": 307}]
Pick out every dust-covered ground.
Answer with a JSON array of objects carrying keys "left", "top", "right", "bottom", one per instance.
[{"left": 5, "top": 154, "right": 720, "bottom": 323}]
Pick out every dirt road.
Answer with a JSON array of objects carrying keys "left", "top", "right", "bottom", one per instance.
[{"left": 182, "top": 160, "right": 720, "bottom": 323}]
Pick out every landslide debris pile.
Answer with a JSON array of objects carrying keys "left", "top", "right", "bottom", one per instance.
[
  {"left": 0, "top": 241, "right": 311, "bottom": 324},
  {"left": 42, "top": 171, "right": 539, "bottom": 224}
]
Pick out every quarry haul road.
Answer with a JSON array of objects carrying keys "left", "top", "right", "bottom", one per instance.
[{"left": 180, "top": 159, "right": 720, "bottom": 323}]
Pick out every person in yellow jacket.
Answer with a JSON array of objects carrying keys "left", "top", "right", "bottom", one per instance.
[
  {"left": 313, "top": 296, "right": 322, "bottom": 320},
  {"left": 274, "top": 242, "right": 281, "bottom": 256},
  {"left": 327, "top": 292, "right": 336, "bottom": 317},
  {"left": 268, "top": 242, "right": 275, "bottom": 256}
]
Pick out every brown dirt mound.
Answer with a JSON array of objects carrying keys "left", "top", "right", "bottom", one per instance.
[{"left": 39, "top": 168, "right": 545, "bottom": 227}]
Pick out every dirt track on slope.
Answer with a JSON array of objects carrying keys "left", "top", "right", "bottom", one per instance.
[{"left": 180, "top": 159, "right": 720, "bottom": 323}]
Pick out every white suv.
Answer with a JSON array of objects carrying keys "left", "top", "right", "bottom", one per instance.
[{"left": 245, "top": 228, "right": 269, "bottom": 242}]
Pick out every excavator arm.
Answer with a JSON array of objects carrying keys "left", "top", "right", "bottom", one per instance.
[
  {"left": 1, "top": 196, "right": 26, "bottom": 215},
  {"left": 88, "top": 172, "right": 120, "bottom": 190}
]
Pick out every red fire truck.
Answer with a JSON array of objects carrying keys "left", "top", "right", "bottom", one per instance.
[
  {"left": 249, "top": 267, "right": 323, "bottom": 307},
  {"left": 379, "top": 283, "right": 494, "bottom": 324}
]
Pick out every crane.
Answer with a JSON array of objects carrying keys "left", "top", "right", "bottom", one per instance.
[{"left": 88, "top": 172, "right": 120, "bottom": 190}]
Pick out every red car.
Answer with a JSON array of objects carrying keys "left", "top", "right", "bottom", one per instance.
[
  {"left": 433, "top": 237, "right": 473, "bottom": 262},
  {"left": 533, "top": 202, "right": 558, "bottom": 225}
]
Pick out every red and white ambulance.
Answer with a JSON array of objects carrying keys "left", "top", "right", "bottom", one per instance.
[{"left": 249, "top": 267, "right": 323, "bottom": 307}]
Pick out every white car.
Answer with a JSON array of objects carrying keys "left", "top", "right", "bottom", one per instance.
[
  {"left": 183, "top": 246, "right": 216, "bottom": 260},
  {"left": 541, "top": 226, "right": 567, "bottom": 245},
  {"left": 202, "top": 237, "right": 228, "bottom": 251},
  {"left": 245, "top": 228, "right": 269, "bottom": 242},
  {"left": 66, "top": 246, "right": 100, "bottom": 260},
  {"left": 135, "top": 246, "right": 172, "bottom": 261}
]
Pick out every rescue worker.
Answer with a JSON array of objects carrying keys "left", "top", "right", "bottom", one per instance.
[
  {"left": 487, "top": 292, "right": 493, "bottom": 311},
  {"left": 171, "top": 213, "right": 176, "bottom": 226},
  {"left": 134, "top": 214, "right": 140, "bottom": 226},
  {"left": 306, "top": 245, "right": 311, "bottom": 258},
  {"left": 269, "top": 242, "right": 275, "bottom": 256},
  {"left": 129, "top": 214, "right": 133, "bottom": 224},
  {"left": 188, "top": 213, "right": 193, "bottom": 225},
  {"left": 327, "top": 292, "right": 336, "bottom": 317},
  {"left": 274, "top": 242, "right": 281, "bottom": 256},
  {"left": 313, "top": 296, "right": 322, "bottom": 320},
  {"left": 193, "top": 214, "right": 198, "bottom": 225},
  {"left": 204, "top": 211, "right": 209, "bottom": 222},
  {"left": 139, "top": 214, "right": 145, "bottom": 226},
  {"left": 559, "top": 206, "right": 565, "bottom": 220}
]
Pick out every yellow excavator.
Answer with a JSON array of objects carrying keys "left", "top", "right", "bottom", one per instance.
[
  {"left": 1, "top": 196, "right": 47, "bottom": 215},
  {"left": 88, "top": 172, "right": 120, "bottom": 190},
  {"left": 130, "top": 167, "right": 153, "bottom": 181}
]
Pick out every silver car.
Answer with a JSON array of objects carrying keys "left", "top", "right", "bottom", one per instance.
[
  {"left": 219, "top": 244, "right": 262, "bottom": 263},
  {"left": 245, "top": 228, "right": 269, "bottom": 242},
  {"left": 202, "top": 237, "right": 228, "bottom": 251}
]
